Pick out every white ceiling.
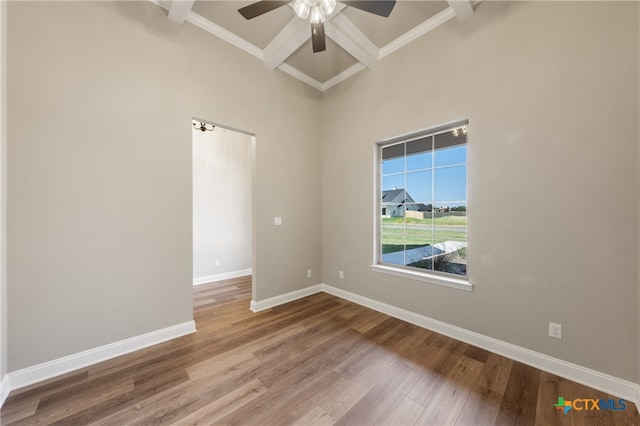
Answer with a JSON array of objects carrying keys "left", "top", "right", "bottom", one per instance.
[{"left": 154, "top": 0, "right": 478, "bottom": 91}]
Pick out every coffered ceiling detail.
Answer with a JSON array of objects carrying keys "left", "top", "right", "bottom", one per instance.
[{"left": 152, "top": 1, "right": 478, "bottom": 91}]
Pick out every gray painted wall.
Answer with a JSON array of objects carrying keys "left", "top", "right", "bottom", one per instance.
[
  {"left": 1, "top": 0, "right": 7, "bottom": 384},
  {"left": 7, "top": 1, "right": 322, "bottom": 371},
  {"left": 4, "top": 0, "right": 640, "bottom": 387},
  {"left": 322, "top": 1, "right": 639, "bottom": 381},
  {"left": 637, "top": 0, "right": 640, "bottom": 386}
]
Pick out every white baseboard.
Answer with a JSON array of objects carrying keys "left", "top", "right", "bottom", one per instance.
[
  {"left": 250, "top": 284, "right": 323, "bottom": 312},
  {"left": 193, "top": 269, "right": 252, "bottom": 286},
  {"left": 247, "top": 282, "right": 639, "bottom": 405},
  {"left": 6, "top": 320, "right": 196, "bottom": 394},
  {"left": 0, "top": 374, "right": 9, "bottom": 408},
  {"left": 3, "top": 283, "right": 638, "bottom": 410},
  {"left": 319, "top": 283, "right": 640, "bottom": 405}
]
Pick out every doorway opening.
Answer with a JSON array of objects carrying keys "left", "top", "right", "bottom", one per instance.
[{"left": 192, "top": 117, "right": 255, "bottom": 300}]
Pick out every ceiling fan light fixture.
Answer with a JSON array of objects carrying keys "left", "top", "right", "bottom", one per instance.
[
  {"left": 293, "top": 0, "right": 332, "bottom": 25},
  {"left": 309, "top": 5, "right": 325, "bottom": 23},
  {"left": 293, "top": 0, "right": 310, "bottom": 19},
  {"left": 238, "top": 0, "right": 396, "bottom": 54},
  {"left": 319, "top": 0, "right": 336, "bottom": 15}
]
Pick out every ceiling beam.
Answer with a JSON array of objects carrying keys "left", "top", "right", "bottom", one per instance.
[
  {"left": 168, "top": 0, "right": 195, "bottom": 24},
  {"left": 447, "top": 0, "right": 474, "bottom": 20},
  {"left": 325, "top": 13, "right": 378, "bottom": 69},
  {"left": 264, "top": 3, "right": 347, "bottom": 70},
  {"left": 263, "top": 16, "right": 310, "bottom": 70}
]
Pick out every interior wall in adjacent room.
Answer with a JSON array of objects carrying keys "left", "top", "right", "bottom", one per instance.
[{"left": 192, "top": 125, "right": 252, "bottom": 281}]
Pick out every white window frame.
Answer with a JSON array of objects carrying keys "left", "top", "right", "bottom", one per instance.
[{"left": 371, "top": 120, "right": 472, "bottom": 292}]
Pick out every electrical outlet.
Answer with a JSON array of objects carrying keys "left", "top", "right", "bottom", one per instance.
[
  {"left": 307, "top": 269, "right": 312, "bottom": 278},
  {"left": 339, "top": 270, "right": 344, "bottom": 279},
  {"left": 549, "top": 322, "right": 562, "bottom": 339},
  {"left": 215, "top": 259, "right": 220, "bottom": 266}
]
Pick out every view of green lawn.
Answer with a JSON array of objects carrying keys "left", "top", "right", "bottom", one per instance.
[
  {"left": 382, "top": 216, "right": 467, "bottom": 226},
  {"left": 381, "top": 216, "right": 466, "bottom": 254}
]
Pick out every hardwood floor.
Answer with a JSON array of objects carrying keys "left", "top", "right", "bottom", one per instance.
[{"left": 2, "top": 276, "right": 639, "bottom": 425}]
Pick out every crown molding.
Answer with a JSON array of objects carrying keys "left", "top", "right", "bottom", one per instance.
[
  {"left": 150, "top": 1, "right": 475, "bottom": 92},
  {"left": 150, "top": 0, "right": 265, "bottom": 60},
  {"left": 321, "top": 62, "right": 366, "bottom": 91},
  {"left": 379, "top": 7, "right": 456, "bottom": 60},
  {"left": 277, "top": 63, "right": 324, "bottom": 91},
  {"left": 184, "top": 10, "right": 265, "bottom": 61}
]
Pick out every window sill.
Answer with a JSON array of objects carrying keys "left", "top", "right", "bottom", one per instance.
[{"left": 370, "top": 264, "right": 473, "bottom": 292}]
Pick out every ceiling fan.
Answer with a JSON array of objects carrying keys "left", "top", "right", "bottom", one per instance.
[{"left": 238, "top": 1, "right": 396, "bottom": 53}]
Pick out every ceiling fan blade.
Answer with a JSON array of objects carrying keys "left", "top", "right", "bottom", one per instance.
[
  {"left": 238, "top": 1, "right": 289, "bottom": 20},
  {"left": 311, "top": 22, "right": 326, "bottom": 53},
  {"left": 342, "top": 1, "right": 396, "bottom": 17}
]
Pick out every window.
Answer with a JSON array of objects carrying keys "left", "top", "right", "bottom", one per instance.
[{"left": 376, "top": 122, "right": 468, "bottom": 284}]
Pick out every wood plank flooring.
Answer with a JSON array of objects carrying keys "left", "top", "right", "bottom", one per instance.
[{"left": 2, "top": 276, "right": 639, "bottom": 425}]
